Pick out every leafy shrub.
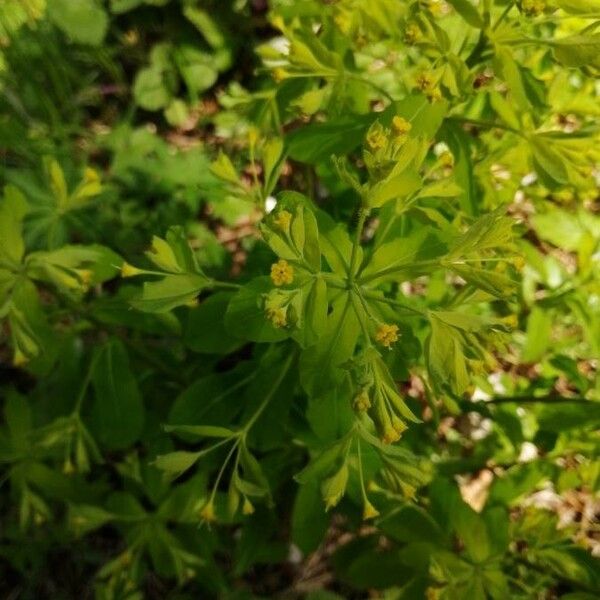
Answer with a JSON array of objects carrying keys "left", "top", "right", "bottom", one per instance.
[{"left": 0, "top": 0, "right": 599, "bottom": 598}]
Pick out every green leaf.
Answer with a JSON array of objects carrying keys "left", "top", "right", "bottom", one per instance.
[
  {"left": 287, "top": 115, "right": 373, "bottom": 164},
  {"left": 168, "top": 365, "right": 252, "bottom": 428},
  {"left": 448, "top": 207, "right": 514, "bottom": 259},
  {"left": 47, "top": 0, "right": 108, "bottom": 46},
  {"left": 90, "top": 340, "right": 144, "bottom": 450},
  {"left": 366, "top": 169, "right": 422, "bottom": 209},
  {"left": 489, "top": 461, "right": 555, "bottom": 504},
  {"left": 225, "top": 277, "right": 291, "bottom": 342},
  {"left": 529, "top": 136, "right": 570, "bottom": 185},
  {"left": 300, "top": 293, "right": 359, "bottom": 398},
  {"left": 134, "top": 66, "right": 175, "bottom": 111},
  {"left": 449, "top": 263, "right": 515, "bottom": 298},
  {"left": 146, "top": 226, "right": 199, "bottom": 273},
  {"left": 552, "top": 34, "right": 600, "bottom": 68},
  {"left": 494, "top": 47, "right": 530, "bottom": 111},
  {"left": 0, "top": 185, "right": 28, "bottom": 267},
  {"left": 295, "top": 436, "right": 352, "bottom": 484},
  {"left": 522, "top": 306, "right": 552, "bottom": 362},
  {"left": 131, "top": 273, "right": 210, "bottom": 313},
  {"left": 379, "top": 504, "right": 446, "bottom": 545},
  {"left": 163, "top": 424, "right": 236, "bottom": 438},
  {"left": 315, "top": 210, "right": 355, "bottom": 276},
  {"left": 184, "top": 293, "right": 243, "bottom": 354},
  {"left": 360, "top": 227, "right": 445, "bottom": 284},
  {"left": 154, "top": 451, "right": 202, "bottom": 477},
  {"left": 426, "top": 313, "right": 469, "bottom": 396},
  {"left": 321, "top": 462, "right": 349, "bottom": 509},
  {"left": 69, "top": 504, "right": 115, "bottom": 536},
  {"left": 445, "top": 0, "right": 483, "bottom": 27},
  {"left": 292, "top": 481, "right": 330, "bottom": 553},
  {"left": 537, "top": 401, "right": 600, "bottom": 432},
  {"left": 534, "top": 546, "right": 600, "bottom": 591}
]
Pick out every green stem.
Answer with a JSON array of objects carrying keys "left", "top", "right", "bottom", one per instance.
[
  {"left": 360, "top": 289, "right": 426, "bottom": 316},
  {"left": 211, "top": 281, "right": 242, "bottom": 290},
  {"left": 350, "top": 207, "right": 370, "bottom": 281},
  {"left": 492, "top": 2, "right": 514, "bottom": 31},
  {"left": 347, "top": 74, "right": 395, "bottom": 103},
  {"left": 356, "top": 438, "right": 369, "bottom": 504},
  {"left": 486, "top": 395, "right": 591, "bottom": 405},
  {"left": 448, "top": 116, "right": 525, "bottom": 137},
  {"left": 208, "top": 438, "right": 240, "bottom": 504},
  {"left": 351, "top": 290, "right": 373, "bottom": 347},
  {"left": 72, "top": 353, "right": 99, "bottom": 415},
  {"left": 241, "top": 350, "right": 295, "bottom": 434}
]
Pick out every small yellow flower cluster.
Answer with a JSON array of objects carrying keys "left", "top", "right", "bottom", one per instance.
[
  {"left": 375, "top": 323, "right": 399, "bottom": 348},
  {"left": 381, "top": 426, "right": 402, "bottom": 445},
  {"left": 199, "top": 501, "right": 216, "bottom": 523},
  {"left": 416, "top": 71, "right": 434, "bottom": 91},
  {"left": 243, "top": 497, "right": 255, "bottom": 515},
  {"left": 427, "top": 0, "right": 449, "bottom": 17},
  {"left": 266, "top": 306, "right": 287, "bottom": 328},
  {"left": 511, "top": 256, "right": 526, "bottom": 271},
  {"left": 522, "top": 0, "right": 546, "bottom": 16},
  {"left": 273, "top": 209, "right": 292, "bottom": 232},
  {"left": 362, "top": 499, "right": 380, "bottom": 520},
  {"left": 270, "top": 259, "right": 294, "bottom": 286},
  {"left": 13, "top": 348, "right": 28, "bottom": 367},
  {"left": 415, "top": 71, "right": 441, "bottom": 102},
  {"left": 272, "top": 67, "right": 289, "bottom": 82},
  {"left": 121, "top": 262, "right": 144, "bottom": 278},
  {"left": 366, "top": 126, "right": 387, "bottom": 151},
  {"left": 404, "top": 22, "right": 421, "bottom": 45},
  {"left": 77, "top": 269, "right": 93, "bottom": 287},
  {"left": 392, "top": 116, "right": 412, "bottom": 138},
  {"left": 63, "top": 458, "right": 75, "bottom": 475},
  {"left": 353, "top": 389, "right": 371, "bottom": 412},
  {"left": 439, "top": 151, "right": 454, "bottom": 169},
  {"left": 500, "top": 314, "right": 519, "bottom": 328}
]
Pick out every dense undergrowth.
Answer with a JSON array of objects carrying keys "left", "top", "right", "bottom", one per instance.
[{"left": 0, "top": 1, "right": 599, "bottom": 599}]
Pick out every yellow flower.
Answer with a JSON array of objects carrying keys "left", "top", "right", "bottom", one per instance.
[
  {"left": 362, "top": 499, "right": 380, "bottom": 520},
  {"left": 382, "top": 427, "right": 401, "bottom": 445},
  {"left": 13, "top": 348, "right": 28, "bottom": 367},
  {"left": 270, "top": 259, "right": 294, "bottom": 286},
  {"left": 266, "top": 306, "right": 287, "bottom": 328},
  {"left": 426, "top": 86, "right": 442, "bottom": 103},
  {"left": 416, "top": 71, "right": 434, "bottom": 91},
  {"left": 404, "top": 22, "right": 421, "bottom": 45},
  {"left": 392, "top": 116, "right": 412, "bottom": 137},
  {"left": 272, "top": 67, "right": 289, "bottom": 82},
  {"left": 439, "top": 151, "right": 454, "bottom": 169},
  {"left": 247, "top": 126, "right": 259, "bottom": 148},
  {"left": 500, "top": 314, "right": 518, "bottom": 328},
  {"left": 366, "top": 122, "right": 388, "bottom": 151},
  {"left": 512, "top": 256, "right": 526, "bottom": 271},
  {"left": 375, "top": 323, "right": 399, "bottom": 348},
  {"left": 77, "top": 269, "right": 93, "bottom": 286},
  {"left": 242, "top": 497, "right": 255, "bottom": 515},
  {"left": 199, "top": 501, "right": 216, "bottom": 523},
  {"left": 353, "top": 389, "right": 371, "bottom": 412},
  {"left": 273, "top": 210, "right": 292, "bottom": 233},
  {"left": 522, "top": 0, "right": 545, "bottom": 15},
  {"left": 83, "top": 167, "right": 100, "bottom": 184},
  {"left": 121, "top": 262, "right": 144, "bottom": 278}
]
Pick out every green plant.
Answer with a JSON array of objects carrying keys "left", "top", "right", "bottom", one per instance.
[{"left": 1, "top": 0, "right": 599, "bottom": 598}]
